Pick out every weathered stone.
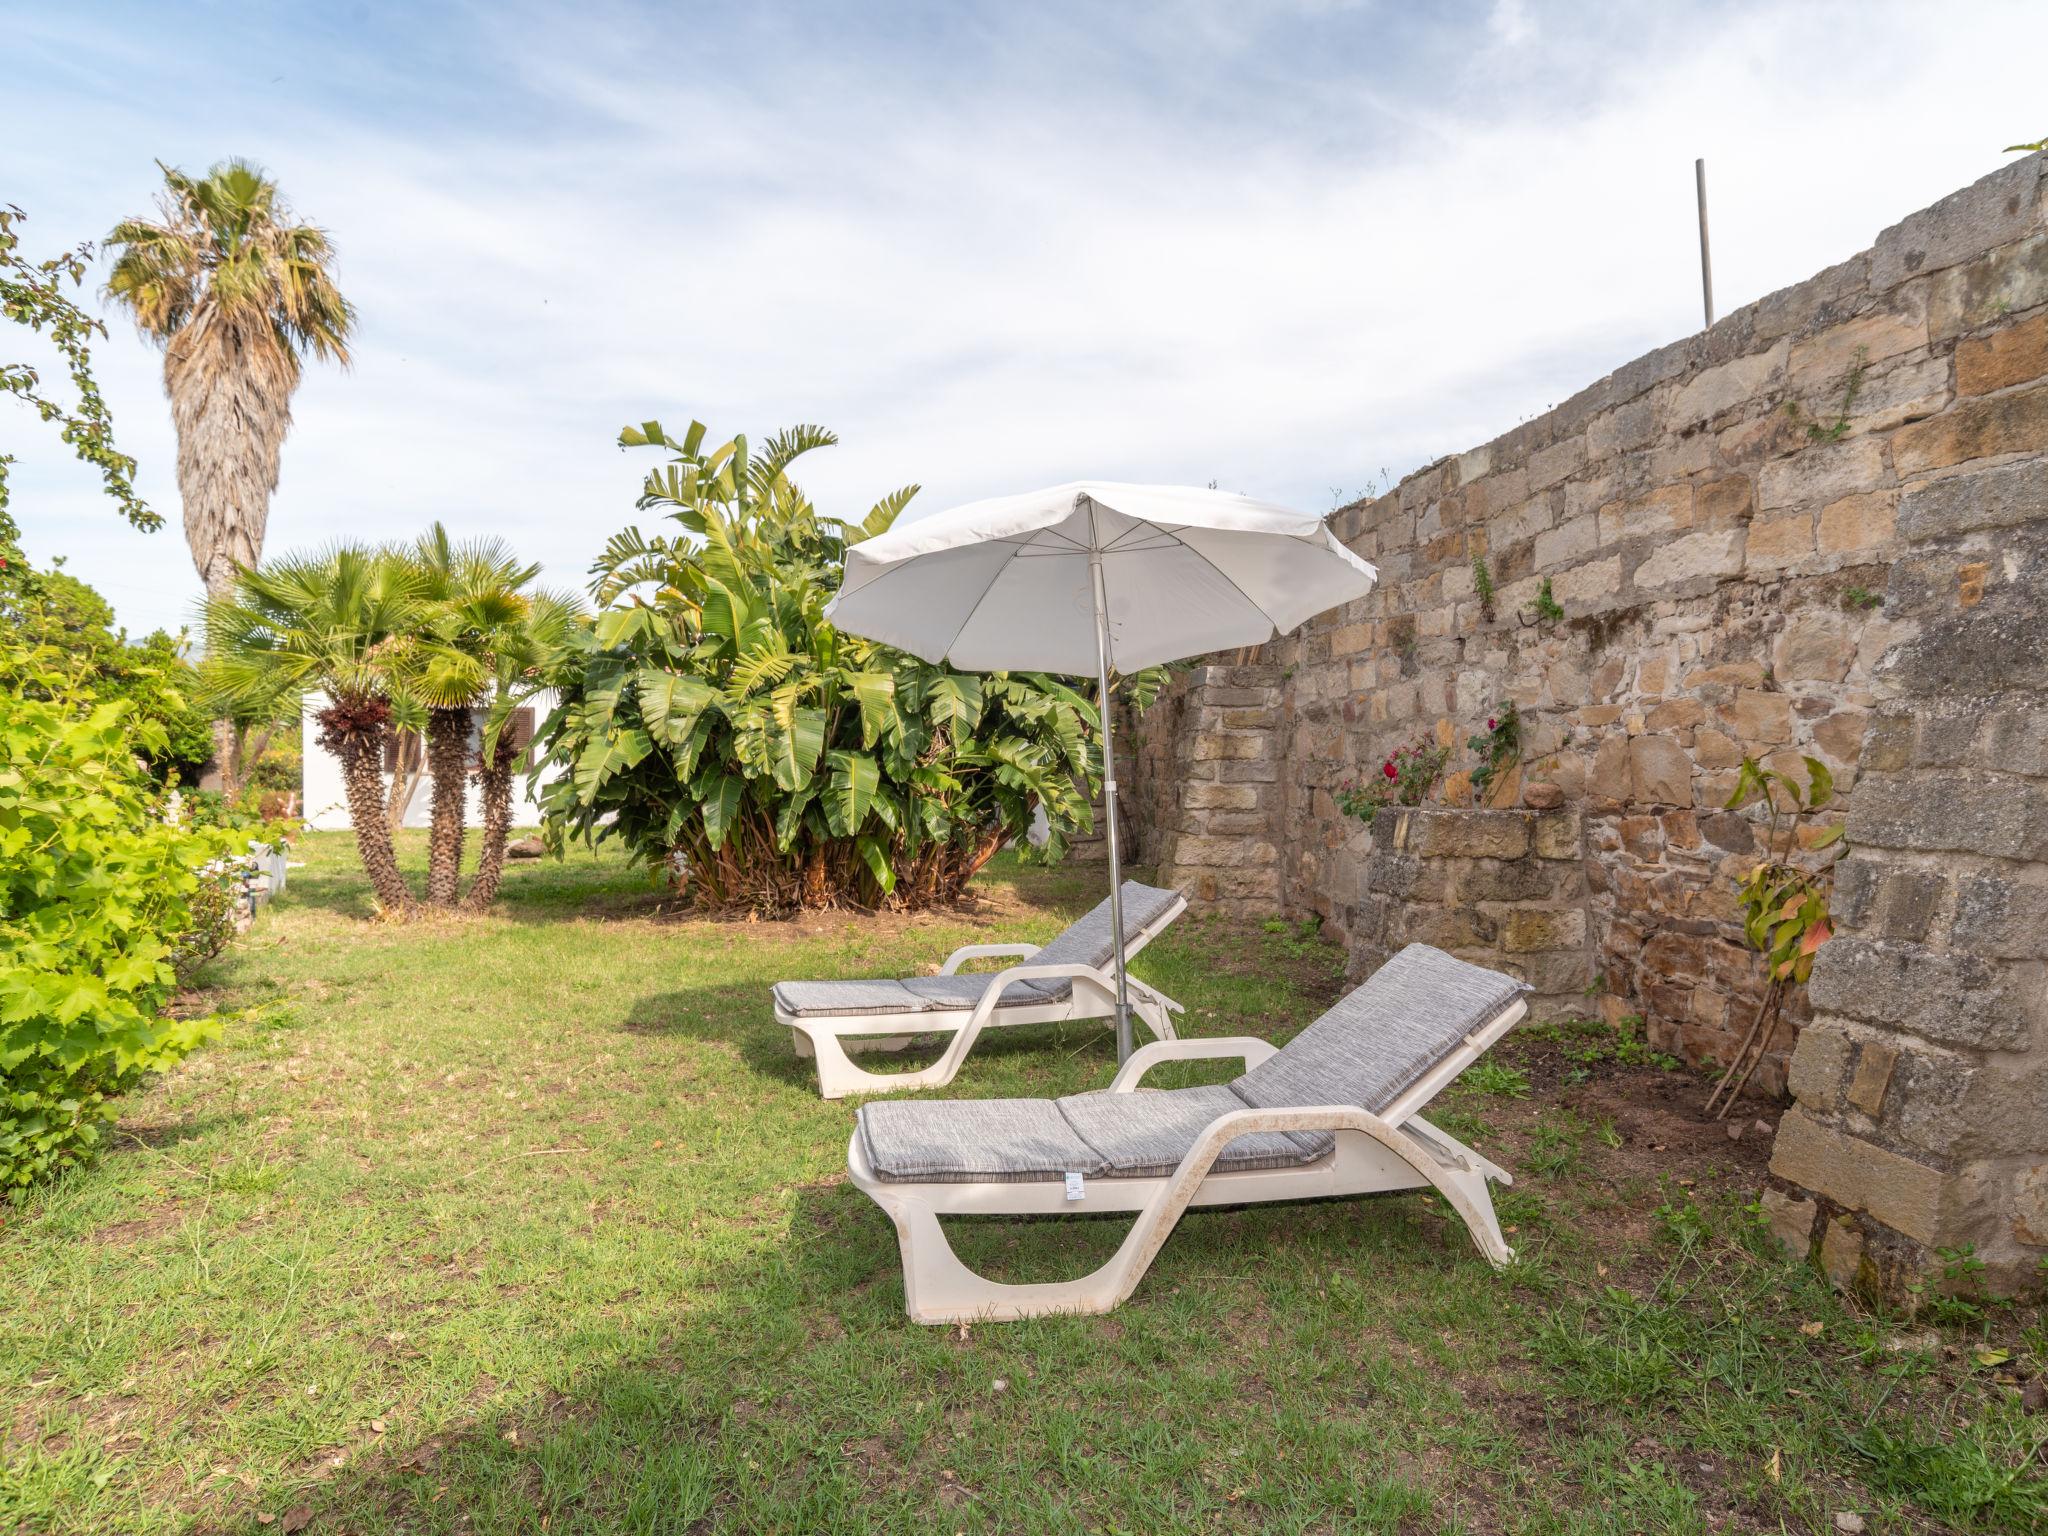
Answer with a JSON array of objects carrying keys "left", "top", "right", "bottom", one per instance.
[
  {"left": 1404, "top": 809, "right": 1530, "bottom": 860},
  {"left": 1550, "top": 555, "right": 1623, "bottom": 606},
  {"left": 1789, "top": 308, "right": 1930, "bottom": 387},
  {"left": 1533, "top": 810, "right": 1581, "bottom": 859},
  {"left": 1637, "top": 529, "right": 1745, "bottom": 589},
  {"left": 1598, "top": 483, "right": 1694, "bottom": 544},
  {"left": 1534, "top": 514, "right": 1599, "bottom": 569},
  {"left": 1722, "top": 689, "right": 1796, "bottom": 745},
  {"left": 1771, "top": 1108, "right": 1949, "bottom": 1245},
  {"left": 1891, "top": 383, "right": 2048, "bottom": 474},
  {"left": 1786, "top": 1023, "right": 1852, "bottom": 1109},
  {"left": 1929, "top": 231, "right": 2048, "bottom": 339},
  {"left": 1761, "top": 1187, "right": 1818, "bottom": 1257},
  {"left": 1846, "top": 1041, "right": 1898, "bottom": 1116},
  {"left": 1773, "top": 613, "right": 1859, "bottom": 683},
  {"left": 1628, "top": 735, "right": 1693, "bottom": 806},
  {"left": 1847, "top": 774, "right": 2048, "bottom": 861},
  {"left": 1669, "top": 341, "right": 1787, "bottom": 429},
  {"left": 1693, "top": 728, "right": 1744, "bottom": 770},
  {"left": 1182, "top": 781, "right": 1260, "bottom": 812},
  {"left": 1956, "top": 309, "right": 2048, "bottom": 396},
  {"left": 1816, "top": 491, "right": 1897, "bottom": 554},
  {"left": 1521, "top": 781, "right": 1564, "bottom": 810},
  {"left": 1819, "top": 1214, "right": 1867, "bottom": 1292},
  {"left": 1501, "top": 907, "right": 1587, "bottom": 953},
  {"left": 1695, "top": 475, "right": 1755, "bottom": 526},
  {"left": 2015, "top": 1164, "right": 2048, "bottom": 1247},
  {"left": 1897, "top": 459, "right": 2048, "bottom": 539},
  {"left": 1953, "top": 870, "right": 2048, "bottom": 959},
  {"left": 1759, "top": 437, "right": 1887, "bottom": 511},
  {"left": 1745, "top": 514, "right": 1814, "bottom": 570},
  {"left": 1807, "top": 936, "right": 2038, "bottom": 1050},
  {"left": 1645, "top": 696, "right": 1706, "bottom": 730},
  {"left": 1870, "top": 155, "right": 2044, "bottom": 289}
]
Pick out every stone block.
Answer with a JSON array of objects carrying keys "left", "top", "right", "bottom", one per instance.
[
  {"left": 1693, "top": 728, "right": 1744, "bottom": 770},
  {"left": 1786, "top": 1023, "right": 1852, "bottom": 1110},
  {"left": 1956, "top": 309, "right": 2048, "bottom": 395},
  {"left": 1645, "top": 696, "right": 1707, "bottom": 730},
  {"left": 2015, "top": 1164, "right": 2048, "bottom": 1247},
  {"left": 1598, "top": 483, "right": 1694, "bottom": 544},
  {"left": 1759, "top": 436, "right": 1888, "bottom": 511},
  {"left": 1534, "top": 810, "right": 1582, "bottom": 860},
  {"left": 1953, "top": 870, "right": 2048, "bottom": 959},
  {"left": 1501, "top": 907, "right": 1587, "bottom": 953},
  {"left": 1929, "top": 231, "right": 2048, "bottom": 339},
  {"left": 1669, "top": 341, "right": 1788, "bottom": 429},
  {"left": 1846, "top": 353, "right": 1952, "bottom": 433},
  {"left": 1695, "top": 475, "right": 1755, "bottom": 526},
  {"left": 1819, "top": 1214, "right": 1867, "bottom": 1292},
  {"left": 1807, "top": 935, "right": 2037, "bottom": 1050},
  {"left": 1191, "top": 731, "right": 1268, "bottom": 762},
  {"left": 1789, "top": 308, "right": 1930, "bottom": 387},
  {"left": 1846, "top": 1042, "right": 1898, "bottom": 1117},
  {"left": 1745, "top": 513, "right": 1814, "bottom": 570},
  {"left": 1772, "top": 613, "right": 1859, "bottom": 683},
  {"left": 1891, "top": 382, "right": 2048, "bottom": 474},
  {"left": 1847, "top": 774, "right": 2048, "bottom": 861},
  {"left": 1182, "top": 781, "right": 1260, "bottom": 812},
  {"left": 1534, "top": 514, "right": 1599, "bottom": 569},
  {"left": 1636, "top": 529, "right": 1745, "bottom": 589},
  {"left": 1406, "top": 809, "right": 1531, "bottom": 860},
  {"left": 1721, "top": 689, "right": 1796, "bottom": 745},
  {"left": 1587, "top": 396, "right": 1660, "bottom": 458},
  {"left": 1550, "top": 555, "right": 1623, "bottom": 607},
  {"left": 1896, "top": 459, "right": 2048, "bottom": 540},
  {"left": 1628, "top": 735, "right": 1693, "bottom": 806},
  {"left": 1454, "top": 857, "right": 1558, "bottom": 903},
  {"left": 1761, "top": 1187, "right": 1819, "bottom": 1257},
  {"left": 1816, "top": 491, "right": 1898, "bottom": 554},
  {"left": 1771, "top": 1108, "right": 1949, "bottom": 1245},
  {"left": 1528, "top": 434, "right": 1586, "bottom": 492},
  {"left": 1870, "top": 154, "right": 2045, "bottom": 290}
]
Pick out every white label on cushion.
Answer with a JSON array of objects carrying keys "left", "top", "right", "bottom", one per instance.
[{"left": 1064, "top": 1170, "right": 1085, "bottom": 1201}]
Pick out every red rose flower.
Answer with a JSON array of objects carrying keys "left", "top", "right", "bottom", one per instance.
[
  {"left": 1488, "top": 718, "right": 1497, "bottom": 730},
  {"left": 1383, "top": 761, "right": 1398, "bottom": 779}
]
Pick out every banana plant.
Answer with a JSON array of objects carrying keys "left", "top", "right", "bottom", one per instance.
[{"left": 532, "top": 420, "right": 1110, "bottom": 912}]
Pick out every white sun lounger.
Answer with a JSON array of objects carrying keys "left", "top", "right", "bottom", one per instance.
[
  {"left": 773, "top": 881, "right": 1188, "bottom": 1100},
  {"left": 847, "top": 943, "right": 1529, "bottom": 1323}
]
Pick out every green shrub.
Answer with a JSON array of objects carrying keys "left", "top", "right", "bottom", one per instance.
[
  {"left": 536, "top": 421, "right": 1122, "bottom": 913},
  {"left": 0, "top": 639, "right": 234, "bottom": 1191}
]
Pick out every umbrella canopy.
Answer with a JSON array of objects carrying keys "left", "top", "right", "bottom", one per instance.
[
  {"left": 825, "top": 481, "right": 1378, "bottom": 1063},
  {"left": 825, "top": 481, "right": 1377, "bottom": 674}
]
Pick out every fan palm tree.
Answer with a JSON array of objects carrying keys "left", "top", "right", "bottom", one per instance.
[
  {"left": 105, "top": 160, "right": 356, "bottom": 797},
  {"left": 201, "top": 546, "right": 427, "bottom": 917},
  {"left": 397, "top": 526, "right": 556, "bottom": 906}
]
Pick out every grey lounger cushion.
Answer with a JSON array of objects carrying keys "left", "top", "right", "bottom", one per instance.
[
  {"left": 776, "top": 880, "right": 1183, "bottom": 1019},
  {"left": 774, "top": 975, "right": 1068, "bottom": 1019},
  {"left": 859, "top": 944, "right": 1525, "bottom": 1183},
  {"left": 1233, "top": 944, "right": 1527, "bottom": 1115}
]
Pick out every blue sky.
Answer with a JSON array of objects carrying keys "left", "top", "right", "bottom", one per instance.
[{"left": 8, "top": 0, "right": 2046, "bottom": 640}]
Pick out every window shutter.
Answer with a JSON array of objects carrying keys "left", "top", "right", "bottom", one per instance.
[{"left": 509, "top": 707, "right": 536, "bottom": 752}]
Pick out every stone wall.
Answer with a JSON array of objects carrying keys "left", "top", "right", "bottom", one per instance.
[
  {"left": 1352, "top": 807, "right": 1590, "bottom": 1016},
  {"left": 1129, "top": 154, "right": 2048, "bottom": 1289}
]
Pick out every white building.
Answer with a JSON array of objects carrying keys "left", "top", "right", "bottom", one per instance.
[{"left": 300, "top": 691, "right": 565, "bottom": 832}]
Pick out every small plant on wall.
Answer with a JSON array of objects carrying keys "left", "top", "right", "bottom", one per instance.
[
  {"left": 1467, "top": 702, "right": 1521, "bottom": 806},
  {"left": 1337, "top": 738, "right": 1452, "bottom": 820},
  {"left": 1705, "top": 755, "right": 1843, "bottom": 1118}
]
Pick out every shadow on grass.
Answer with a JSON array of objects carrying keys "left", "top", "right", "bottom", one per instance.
[{"left": 195, "top": 1173, "right": 1485, "bottom": 1536}]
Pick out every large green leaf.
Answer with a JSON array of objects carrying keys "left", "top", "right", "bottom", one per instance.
[
  {"left": 698, "top": 771, "right": 743, "bottom": 849},
  {"left": 824, "top": 750, "right": 880, "bottom": 835},
  {"left": 574, "top": 727, "right": 652, "bottom": 794},
  {"left": 766, "top": 694, "right": 827, "bottom": 792},
  {"left": 636, "top": 669, "right": 719, "bottom": 743},
  {"left": 926, "top": 674, "right": 983, "bottom": 733},
  {"left": 846, "top": 670, "right": 899, "bottom": 748}
]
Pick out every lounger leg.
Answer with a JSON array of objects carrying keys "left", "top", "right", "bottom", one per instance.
[
  {"left": 802, "top": 1025, "right": 973, "bottom": 1101},
  {"left": 871, "top": 1191, "right": 1181, "bottom": 1325}
]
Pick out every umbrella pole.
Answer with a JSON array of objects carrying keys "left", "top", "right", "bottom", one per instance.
[{"left": 1088, "top": 543, "right": 1135, "bottom": 1064}]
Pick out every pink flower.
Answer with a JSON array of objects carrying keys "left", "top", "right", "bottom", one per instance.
[
  {"left": 1488, "top": 718, "right": 1497, "bottom": 730},
  {"left": 1383, "top": 761, "right": 1398, "bottom": 780}
]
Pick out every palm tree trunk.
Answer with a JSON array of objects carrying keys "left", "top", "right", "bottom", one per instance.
[
  {"left": 424, "top": 707, "right": 472, "bottom": 906},
  {"left": 336, "top": 731, "right": 416, "bottom": 916},
  {"left": 462, "top": 738, "right": 517, "bottom": 911}
]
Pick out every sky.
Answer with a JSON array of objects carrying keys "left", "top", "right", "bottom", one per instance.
[{"left": 7, "top": 0, "right": 2046, "bottom": 642}]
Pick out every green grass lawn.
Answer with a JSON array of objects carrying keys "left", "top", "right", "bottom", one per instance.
[{"left": 3, "top": 832, "right": 2043, "bottom": 1534}]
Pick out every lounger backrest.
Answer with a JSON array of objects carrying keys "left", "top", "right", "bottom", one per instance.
[
  {"left": 1232, "top": 945, "right": 1527, "bottom": 1116},
  {"left": 1030, "top": 881, "right": 1184, "bottom": 971}
]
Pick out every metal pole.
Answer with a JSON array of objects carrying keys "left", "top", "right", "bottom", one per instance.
[
  {"left": 1695, "top": 157, "right": 1715, "bottom": 329},
  {"left": 1086, "top": 503, "right": 1135, "bottom": 1064}
]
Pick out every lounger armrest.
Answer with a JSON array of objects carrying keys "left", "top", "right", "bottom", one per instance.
[
  {"left": 938, "top": 943, "right": 1041, "bottom": 975},
  {"left": 1165, "top": 1103, "right": 1378, "bottom": 1187},
  {"left": 1108, "top": 1036, "right": 1280, "bottom": 1092}
]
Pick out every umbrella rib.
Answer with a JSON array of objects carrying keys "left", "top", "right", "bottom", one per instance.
[
  {"left": 1103, "top": 523, "right": 1306, "bottom": 641},
  {"left": 936, "top": 535, "right": 1036, "bottom": 664}
]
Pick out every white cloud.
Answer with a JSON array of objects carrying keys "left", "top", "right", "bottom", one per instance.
[{"left": 7, "top": 0, "right": 2046, "bottom": 642}]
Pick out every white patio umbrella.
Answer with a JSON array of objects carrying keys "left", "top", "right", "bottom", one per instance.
[{"left": 825, "top": 481, "right": 1378, "bottom": 1063}]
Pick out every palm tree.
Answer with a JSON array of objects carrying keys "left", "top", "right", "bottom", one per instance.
[
  {"left": 398, "top": 526, "right": 553, "bottom": 907},
  {"left": 201, "top": 547, "right": 426, "bottom": 917},
  {"left": 464, "top": 593, "right": 577, "bottom": 910},
  {"left": 105, "top": 160, "right": 356, "bottom": 798}
]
